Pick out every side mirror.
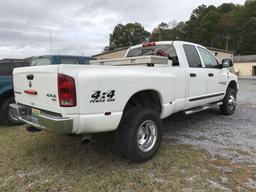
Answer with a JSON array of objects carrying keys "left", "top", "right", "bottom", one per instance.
[{"left": 221, "top": 59, "right": 233, "bottom": 68}]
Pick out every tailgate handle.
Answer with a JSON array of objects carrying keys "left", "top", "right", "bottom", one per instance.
[
  {"left": 24, "top": 89, "right": 37, "bottom": 95},
  {"left": 27, "top": 74, "right": 34, "bottom": 80}
]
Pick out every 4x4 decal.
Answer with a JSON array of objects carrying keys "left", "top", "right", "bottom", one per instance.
[{"left": 90, "top": 90, "right": 115, "bottom": 103}]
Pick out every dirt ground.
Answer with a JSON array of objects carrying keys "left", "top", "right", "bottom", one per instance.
[{"left": 0, "top": 79, "right": 255, "bottom": 192}]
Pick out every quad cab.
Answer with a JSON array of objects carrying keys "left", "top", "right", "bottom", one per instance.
[{"left": 12, "top": 41, "right": 238, "bottom": 162}]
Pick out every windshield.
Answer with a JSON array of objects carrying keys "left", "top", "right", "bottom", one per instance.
[{"left": 127, "top": 45, "right": 179, "bottom": 66}]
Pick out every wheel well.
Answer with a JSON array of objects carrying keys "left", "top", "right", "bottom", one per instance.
[
  {"left": 124, "top": 90, "right": 162, "bottom": 115},
  {"left": 228, "top": 81, "right": 238, "bottom": 92},
  {"left": 0, "top": 90, "right": 14, "bottom": 105}
]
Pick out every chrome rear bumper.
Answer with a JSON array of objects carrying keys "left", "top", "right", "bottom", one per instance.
[{"left": 10, "top": 103, "right": 73, "bottom": 134}]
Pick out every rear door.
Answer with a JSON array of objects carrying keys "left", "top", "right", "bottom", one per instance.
[
  {"left": 183, "top": 44, "right": 208, "bottom": 108},
  {"left": 197, "top": 47, "right": 227, "bottom": 101}
]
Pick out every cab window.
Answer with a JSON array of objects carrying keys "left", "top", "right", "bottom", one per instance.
[
  {"left": 0, "top": 63, "right": 12, "bottom": 76},
  {"left": 127, "top": 44, "right": 179, "bottom": 66},
  {"left": 60, "top": 57, "right": 80, "bottom": 64},
  {"left": 198, "top": 47, "right": 219, "bottom": 68},
  {"left": 31, "top": 57, "right": 51, "bottom": 66},
  {"left": 183, "top": 45, "right": 202, "bottom": 68}
]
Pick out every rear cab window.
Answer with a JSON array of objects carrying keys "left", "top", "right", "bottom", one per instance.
[
  {"left": 127, "top": 44, "right": 180, "bottom": 66},
  {"left": 31, "top": 57, "right": 51, "bottom": 66},
  {"left": 60, "top": 57, "right": 80, "bottom": 64},
  {"left": 183, "top": 44, "right": 202, "bottom": 68}
]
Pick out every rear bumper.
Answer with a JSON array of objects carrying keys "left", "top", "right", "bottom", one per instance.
[{"left": 10, "top": 103, "right": 73, "bottom": 134}]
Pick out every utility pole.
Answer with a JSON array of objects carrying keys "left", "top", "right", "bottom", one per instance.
[
  {"left": 49, "top": 30, "right": 53, "bottom": 55},
  {"left": 225, "top": 34, "right": 231, "bottom": 51}
]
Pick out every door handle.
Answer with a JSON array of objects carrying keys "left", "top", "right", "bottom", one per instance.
[
  {"left": 208, "top": 73, "right": 214, "bottom": 77},
  {"left": 190, "top": 73, "right": 197, "bottom": 77}
]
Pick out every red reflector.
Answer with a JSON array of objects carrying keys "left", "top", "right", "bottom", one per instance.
[
  {"left": 24, "top": 89, "right": 37, "bottom": 95},
  {"left": 142, "top": 42, "right": 156, "bottom": 47},
  {"left": 58, "top": 74, "right": 76, "bottom": 107}
]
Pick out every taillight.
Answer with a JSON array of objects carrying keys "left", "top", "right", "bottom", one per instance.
[
  {"left": 142, "top": 42, "right": 156, "bottom": 47},
  {"left": 58, "top": 74, "right": 76, "bottom": 107}
]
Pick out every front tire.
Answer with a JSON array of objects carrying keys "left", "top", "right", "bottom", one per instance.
[
  {"left": 220, "top": 88, "right": 237, "bottom": 115},
  {"left": 116, "top": 108, "right": 162, "bottom": 162},
  {"left": 0, "top": 97, "right": 23, "bottom": 125}
]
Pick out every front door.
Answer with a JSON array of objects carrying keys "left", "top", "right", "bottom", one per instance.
[{"left": 197, "top": 47, "right": 228, "bottom": 102}]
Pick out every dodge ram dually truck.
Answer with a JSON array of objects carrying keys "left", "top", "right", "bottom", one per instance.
[{"left": 12, "top": 41, "right": 238, "bottom": 162}]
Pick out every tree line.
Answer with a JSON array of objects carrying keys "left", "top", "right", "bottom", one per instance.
[{"left": 105, "top": 0, "right": 256, "bottom": 55}]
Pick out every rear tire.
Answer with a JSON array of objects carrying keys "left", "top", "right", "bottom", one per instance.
[
  {"left": 115, "top": 108, "right": 162, "bottom": 162},
  {"left": 0, "top": 97, "right": 23, "bottom": 125},
  {"left": 220, "top": 88, "right": 237, "bottom": 115}
]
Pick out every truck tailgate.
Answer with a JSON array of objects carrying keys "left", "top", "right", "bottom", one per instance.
[{"left": 13, "top": 65, "right": 61, "bottom": 113}]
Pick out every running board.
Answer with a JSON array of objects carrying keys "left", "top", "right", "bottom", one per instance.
[{"left": 185, "top": 102, "right": 223, "bottom": 115}]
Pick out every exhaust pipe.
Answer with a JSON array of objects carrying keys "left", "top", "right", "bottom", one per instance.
[{"left": 81, "top": 135, "right": 92, "bottom": 144}]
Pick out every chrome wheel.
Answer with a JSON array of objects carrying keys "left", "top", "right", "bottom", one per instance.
[
  {"left": 137, "top": 120, "right": 158, "bottom": 152},
  {"left": 228, "top": 94, "right": 236, "bottom": 111}
]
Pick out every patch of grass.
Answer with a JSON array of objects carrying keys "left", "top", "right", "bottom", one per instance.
[
  {"left": 225, "top": 148, "right": 251, "bottom": 156},
  {"left": 0, "top": 125, "right": 255, "bottom": 192}
]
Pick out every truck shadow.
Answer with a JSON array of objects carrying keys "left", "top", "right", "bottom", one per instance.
[
  {"left": 20, "top": 108, "right": 224, "bottom": 170},
  {"left": 163, "top": 107, "right": 223, "bottom": 133},
  {"left": 21, "top": 131, "right": 124, "bottom": 170}
]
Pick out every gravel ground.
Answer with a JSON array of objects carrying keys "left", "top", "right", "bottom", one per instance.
[
  {"left": 1, "top": 80, "right": 256, "bottom": 191},
  {"left": 163, "top": 79, "right": 256, "bottom": 164}
]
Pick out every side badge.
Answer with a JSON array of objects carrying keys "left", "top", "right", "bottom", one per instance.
[
  {"left": 46, "top": 93, "right": 57, "bottom": 101},
  {"left": 90, "top": 90, "right": 115, "bottom": 103}
]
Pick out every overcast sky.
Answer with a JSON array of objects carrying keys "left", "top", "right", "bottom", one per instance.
[{"left": 0, "top": 0, "right": 245, "bottom": 59}]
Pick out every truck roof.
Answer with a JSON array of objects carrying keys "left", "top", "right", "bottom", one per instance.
[{"left": 128, "top": 41, "right": 201, "bottom": 50}]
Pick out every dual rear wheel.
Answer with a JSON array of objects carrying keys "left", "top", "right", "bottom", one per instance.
[{"left": 115, "top": 108, "right": 162, "bottom": 163}]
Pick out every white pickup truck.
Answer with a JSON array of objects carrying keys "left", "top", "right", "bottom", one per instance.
[{"left": 12, "top": 41, "right": 238, "bottom": 162}]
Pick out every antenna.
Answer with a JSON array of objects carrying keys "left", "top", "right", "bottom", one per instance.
[{"left": 49, "top": 30, "right": 53, "bottom": 55}]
